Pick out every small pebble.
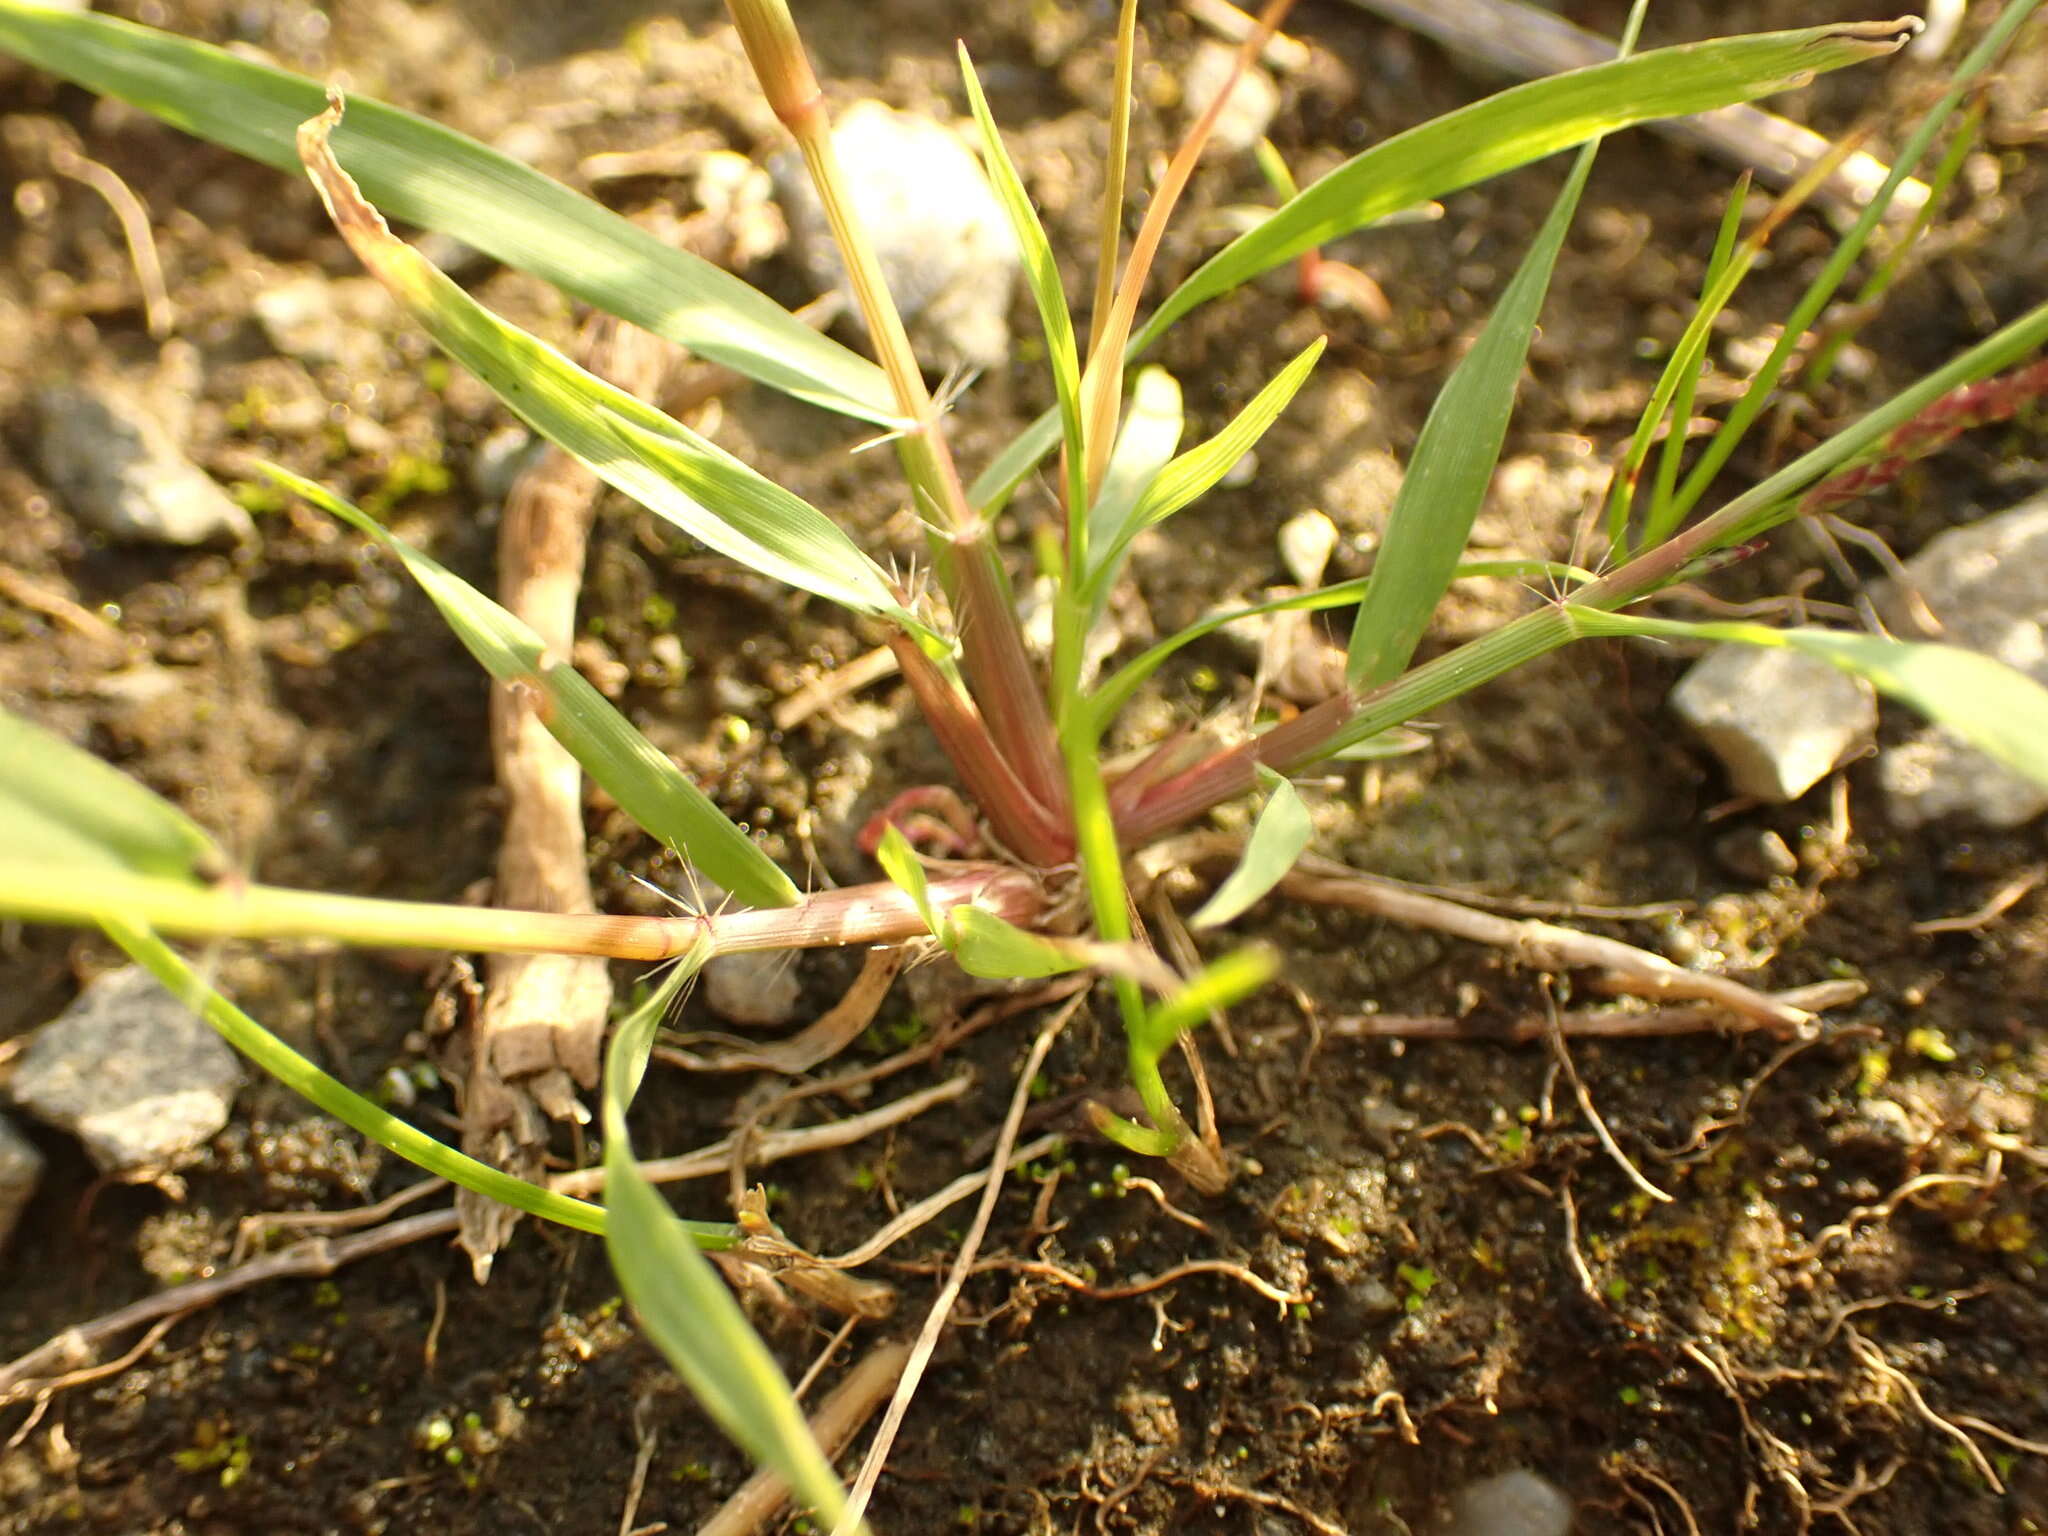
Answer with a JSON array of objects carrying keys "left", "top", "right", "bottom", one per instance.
[
  {"left": 1670, "top": 645, "right": 1874, "bottom": 801},
  {"left": 0, "top": 1112, "right": 44, "bottom": 1254},
  {"left": 703, "top": 950, "right": 804, "bottom": 1029},
  {"left": 1183, "top": 40, "right": 1282, "bottom": 154},
  {"left": 9, "top": 966, "right": 243, "bottom": 1176},
  {"left": 1877, "top": 495, "right": 2048, "bottom": 828},
  {"left": 773, "top": 100, "right": 1019, "bottom": 371},
  {"left": 38, "top": 378, "right": 252, "bottom": 545},
  {"left": 1440, "top": 1468, "right": 1573, "bottom": 1536}
]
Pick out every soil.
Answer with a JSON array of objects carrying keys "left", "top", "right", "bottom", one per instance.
[{"left": 2, "top": 1, "right": 2046, "bottom": 1532}]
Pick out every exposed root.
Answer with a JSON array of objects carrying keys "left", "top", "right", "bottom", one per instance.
[
  {"left": 1844, "top": 1326, "right": 2004, "bottom": 1493},
  {"left": 1540, "top": 985, "right": 1670, "bottom": 1202},
  {"left": 835, "top": 992, "right": 1086, "bottom": 1533},
  {"left": 0, "top": 1077, "right": 966, "bottom": 1410},
  {"left": 661, "top": 945, "right": 905, "bottom": 1075}
]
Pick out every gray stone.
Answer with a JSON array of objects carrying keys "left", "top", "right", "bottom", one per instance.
[
  {"left": 1877, "top": 498, "right": 2048, "bottom": 828},
  {"left": 703, "top": 950, "right": 804, "bottom": 1029},
  {"left": 1671, "top": 645, "right": 1875, "bottom": 801},
  {"left": 1440, "top": 1469, "right": 1573, "bottom": 1536},
  {"left": 1183, "top": 40, "right": 1282, "bottom": 155},
  {"left": 38, "top": 379, "right": 252, "bottom": 545},
  {"left": 10, "top": 966, "right": 243, "bottom": 1175},
  {"left": 0, "top": 1113, "right": 44, "bottom": 1254},
  {"left": 773, "top": 100, "right": 1018, "bottom": 371},
  {"left": 251, "top": 273, "right": 392, "bottom": 371}
]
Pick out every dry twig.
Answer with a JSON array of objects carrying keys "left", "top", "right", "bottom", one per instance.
[{"left": 451, "top": 316, "right": 674, "bottom": 1279}]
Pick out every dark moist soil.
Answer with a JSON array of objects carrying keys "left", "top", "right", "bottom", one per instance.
[{"left": 3, "top": 1, "right": 2047, "bottom": 1532}]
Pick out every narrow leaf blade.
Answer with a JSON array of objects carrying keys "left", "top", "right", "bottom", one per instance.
[
  {"left": 601, "top": 948, "right": 862, "bottom": 1530},
  {"left": 959, "top": 45, "right": 1087, "bottom": 518},
  {"left": 268, "top": 468, "right": 800, "bottom": 909},
  {"left": 1189, "top": 769, "right": 1313, "bottom": 929},
  {"left": 295, "top": 107, "right": 910, "bottom": 625},
  {"left": 1137, "top": 23, "right": 1911, "bottom": 352},
  {"left": 1580, "top": 613, "right": 2048, "bottom": 792},
  {"left": 0, "top": 1, "right": 895, "bottom": 423},
  {"left": 969, "top": 23, "right": 1910, "bottom": 509},
  {"left": 0, "top": 707, "right": 220, "bottom": 878},
  {"left": 1137, "top": 943, "right": 1280, "bottom": 1057},
  {"left": 1347, "top": 143, "right": 1597, "bottom": 687},
  {"left": 945, "top": 906, "right": 1090, "bottom": 979},
  {"left": 872, "top": 823, "right": 938, "bottom": 934}
]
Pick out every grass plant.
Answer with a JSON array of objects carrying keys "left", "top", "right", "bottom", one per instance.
[{"left": 4, "top": 0, "right": 2047, "bottom": 1523}]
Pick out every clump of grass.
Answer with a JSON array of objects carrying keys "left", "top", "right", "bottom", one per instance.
[{"left": 3, "top": 0, "right": 2046, "bottom": 1523}]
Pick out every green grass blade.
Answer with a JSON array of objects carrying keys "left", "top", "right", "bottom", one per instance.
[
  {"left": 1574, "top": 613, "right": 2048, "bottom": 793},
  {"left": 1086, "top": 366, "right": 1184, "bottom": 583},
  {"left": 0, "top": 708, "right": 221, "bottom": 879},
  {"left": 268, "top": 468, "right": 799, "bottom": 909},
  {"left": 1640, "top": 176, "right": 1749, "bottom": 548},
  {"left": 294, "top": 113, "right": 911, "bottom": 627},
  {"left": 1089, "top": 340, "right": 1323, "bottom": 602},
  {"left": 1136, "top": 22, "right": 1908, "bottom": 354},
  {"left": 1678, "top": 296, "right": 2048, "bottom": 553},
  {"left": 1134, "top": 944, "right": 1279, "bottom": 1061},
  {"left": 1347, "top": 139, "right": 1599, "bottom": 687},
  {"left": 1661, "top": 1, "right": 2039, "bottom": 532},
  {"left": 969, "top": 22, "right": 1909, "bottom": 517},
  {"left": 0, "top": 2, "right": 894, "bottom": 424},
  {"left": 946, "top": 907, "right": 1091, "bottom": 979},
  {"left": 959, "top": 44, "right": 1088, "bottom": 530},
  {"left": 105, "top": 919, "right": 653, "bottom": 1237},
  {"left": 601, "top": 944, "right": 864, "bottom": 1532},
  {"left": 872, "top": 823, "right": 939, "bottom": 934},
  {"left": 1189, "top": 768, "right": 1312, "bottom": 930}
]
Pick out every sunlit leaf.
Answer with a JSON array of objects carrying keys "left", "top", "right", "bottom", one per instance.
[
  {"left": 294, "top": 105, "right": 912, "bottom": 627},
  {"left": 267, "top": 467, "right": 800, "bottom": 909},
  {"left": 969, "top": 22, "right": 1911, "bottom": 510},
  {"left": 1190, "top": 769, "right": 1313, "bottom": 929},
  {"left": 0, "top": 707, "right": 220, "bottom": 879},
  {"left": 872, "top": 822, "right": 938, "bottom": 935},
  {"left": 0, "top": 1, "right": 896, "bottom": 423},
  {"left": 959, "top": 43, "right": 1087, "bottom": 523},
  {"left": 601, "top": 949, "right": 863, "bottom": 1530},
  {"left": 1346, "top": 136, "right": 1598, "bottom": 688}
]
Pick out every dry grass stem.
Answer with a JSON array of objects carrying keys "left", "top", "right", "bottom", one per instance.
[
  {"left": 1146, "top": 833, "right": 1818, "bottom": 1033},
  {"left": 1, "top": 1078, "right": 967, "bottom": 1406},
  {"left": 47, "top": 142, "right": 174, "bottom": 338}
]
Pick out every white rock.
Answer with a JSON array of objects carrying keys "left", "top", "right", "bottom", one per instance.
[
  {"left": 9, "top": 967, "right": 243, "bottom": 1176},
  {"left": 252, "top": 273, "right": 392, "bottom": 371},
  {"left": 1441, "top": 1469, "right": 1573, "bottom": 1536},
  {"left": 0, "top": 1113, "right": 43, "bottom": 1254},
  {"left": 703, "top": 950, "right": 804, "bottom": 1029},
  {"left": 1278, "top": 509, "right": 1339, "bottom": 588},
  {"left": 38, "top": 379, "right": 253, "bottom": 545},
  {"left": 1671, "top": 645, "right": 1875, "bottom": 801},
  {"left": 773, "top": 100, "right": 1019, "bottom": 371},
  {"left": 1878, "top": 498, "right": 2048, "bottom": 828},
  {"left": 1183, "top": 40, "right": 1282, "bottom": 155}
]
